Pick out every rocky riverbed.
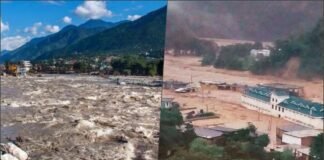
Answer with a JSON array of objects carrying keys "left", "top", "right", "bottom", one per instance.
[{"left": 1, "top": 75, "right": 161, "bottom": 160}]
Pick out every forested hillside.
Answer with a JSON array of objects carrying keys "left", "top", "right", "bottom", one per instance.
[
  {"left": 1, "top": 6, "right": 167, "bottom": 62},
  {"left": 201, "top": 17, "right": 323, "bottom": 79}
]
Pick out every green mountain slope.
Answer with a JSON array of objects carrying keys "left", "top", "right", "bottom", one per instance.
[
  {"left": 41, "top": 6, "right": 167, "bottom": 59},
  {"left": 0, "top": 20, "right": 126, "bottom": 62}
]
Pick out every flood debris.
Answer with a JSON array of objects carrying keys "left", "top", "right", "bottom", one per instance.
[
  {"left": 1, "top": 75, "right": 161, "bottom": 159},
  {"left": 0, "top": 143, "right": 28, "bottom": 160}
]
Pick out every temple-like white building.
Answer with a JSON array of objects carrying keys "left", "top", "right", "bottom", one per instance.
[{"left": 241, "top": 87, "right": 323, "bottom": 130}]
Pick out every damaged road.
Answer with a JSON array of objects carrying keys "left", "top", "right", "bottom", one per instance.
[{"left": 1, "top": 75, "right": 161, "bottom": 160}]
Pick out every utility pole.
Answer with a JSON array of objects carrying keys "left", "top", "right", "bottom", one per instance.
[{"left": 268, "top": 116, "right": 272, "bottom": 132}]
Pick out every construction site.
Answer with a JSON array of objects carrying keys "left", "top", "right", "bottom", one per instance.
[{"left": 162, "top": 54, "right": 323, "bottom": 159}]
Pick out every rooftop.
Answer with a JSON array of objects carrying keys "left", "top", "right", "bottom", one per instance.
[
  {"left": 279, "top": 96, "right": 323, "bottom": 118},
  {"left": 284, "top": 129, "right": 322, "bottom": 138},
  {"left": 161, "top": 97, "right": 174, "bottom": 102},
  {"left": 194, "top": 127, "right": 223, "bottom": 139},
  {"left": 277, "top": 124, "right": 310, "bottom": 132},
  {"left": 244, "top": 87, "right": 324, "bottom": 118},
  {"left": 258, "top": 83, "right": 302, "bottom": 90},
  {"left": 297, "top": 147, "right": 310, "bottom": 155},
  {"left": 200, "top": 80, "right": 225, "bottom": 85},
  {"left": 208, "top": 126, "right": 238, "bottom": 132},
  {"left": 273, "top": 90, "right": 289, "bottom": 96},
  {"left": 245, "top": 87, "right": 271, "bottom": 102}
]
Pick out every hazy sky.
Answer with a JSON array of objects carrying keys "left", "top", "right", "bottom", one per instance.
[{"left": 166, "top": 1, "right": 323, "bottom": 41}]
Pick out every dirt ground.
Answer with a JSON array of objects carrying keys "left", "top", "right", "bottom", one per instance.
[
  {"left": 198, "top": 38, "right": 274, "bottom": 47},
  {"left": 1, "top": 75, "right": 161, "bottom": 160},
  {"left": 163, "top": 55, "right": 323, "bottom": 147},
  {"left": 164, "top": 55, "right": 323, "bottom": 103}
]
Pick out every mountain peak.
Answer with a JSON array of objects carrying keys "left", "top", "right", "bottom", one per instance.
[{"left": 79, "top": 19, "right": 114, "bottom": 29}]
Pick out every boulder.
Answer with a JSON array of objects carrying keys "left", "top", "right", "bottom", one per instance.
[
  {"left": 3, "top": 143, "right": 28, "bottom": 160},
  {"left": 1, "top": 154, "right": 19, "bottom": 160}
]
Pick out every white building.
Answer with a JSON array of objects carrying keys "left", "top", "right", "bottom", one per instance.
[
  {"left": 161, "top": 97, "right": 175, "bottom": 109},
  {"left": 241, "top": 87, "right": 324, "bottom": 130},
  {"left": 17, "top": 61, "right": 32, "bottom": 76},
  {"left": 250, "top": 49, "right": 271, "bottom": 57},
  {"left": 282, "top": 129, "right": 321, "bottom": 146}
]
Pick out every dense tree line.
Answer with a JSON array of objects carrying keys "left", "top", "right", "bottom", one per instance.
[
  {"left": 27, "top": 54, "right": 163, "bottom": 76},
  {"left": 310, "top": 133, "right": 324, "bottom": 160},
  {"left": 201, "top": 42, "right": 262, "bottom": 70},
  {"left": 110, "top": 55, "right": 163, "bottom": 76}
]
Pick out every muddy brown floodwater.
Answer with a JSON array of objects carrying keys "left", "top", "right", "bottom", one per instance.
[{"left": 1, "top": 75, "right": 161, "bottom": 160}]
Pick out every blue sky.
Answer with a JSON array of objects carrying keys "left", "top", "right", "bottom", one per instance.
[{"left": 0, "top": 0, "right": 167, "bottom": 51}]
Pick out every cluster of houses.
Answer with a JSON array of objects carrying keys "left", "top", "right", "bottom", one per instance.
[
  {"left": 162, "top": 79, "right": 323, "bottom": 160},
  {"left": 275, "top": 124, "right": 322, "bottom": 160},
  {"left": 1, "top": 60, "right": 32, "bottom": 77}
]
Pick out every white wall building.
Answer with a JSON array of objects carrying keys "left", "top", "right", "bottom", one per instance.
[
  {"left": 17, "top": 60, "right": 32, "bottom": 76},
  {"left": 241, "top": 87, "right": 324, "bottom": 130},
  {"left": 250, "top": 49, "right": 271, "bottom": 57},
  {"left": 282, "top": 129, "right": 321, "bottom": 146},
  {"left": 161, "top": 97, "right": 175, "bottom": 109}
]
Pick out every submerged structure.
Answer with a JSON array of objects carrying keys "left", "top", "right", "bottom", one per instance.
[{"left": 241, "top": 86, "right": 323, "bottom": 130}]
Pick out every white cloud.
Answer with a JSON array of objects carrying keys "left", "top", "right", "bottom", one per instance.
[
  {"left": 1, "top": 36, "right": 30, "bottom": 51},
  {"left": 24, "top": 22, "right": 42, "bottom": 35},
  {"left": 45, "top": 25, "right": 60, "bottom": 33},
  {"left": 75, "top": 1, "right": 112, "bottom": 19},
  {"left": 43, "top": 0, "right": 65, "bottom": 5},
  {"left": 63, "top": 16, "right": 72, "bottom": 24},
  {"left": 1, "top": 19, "right": 9, "bottom": 32},
  {"left": 127, "top": 15, "right": 141, "bottom": 21}
]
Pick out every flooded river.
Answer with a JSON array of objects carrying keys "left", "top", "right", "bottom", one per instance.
[{"left": 1, "top": 75, "right": 162, "bottom": 160}]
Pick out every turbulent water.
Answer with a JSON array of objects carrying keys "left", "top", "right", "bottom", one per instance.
[{"left": 0, "top": 75, "right": 161, "bottom": 160}]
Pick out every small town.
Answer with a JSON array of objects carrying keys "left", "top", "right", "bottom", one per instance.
[{"left": 160, "top": 52, "right": 323, "bottom": 160}]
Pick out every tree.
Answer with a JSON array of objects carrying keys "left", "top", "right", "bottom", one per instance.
[
  {"left": 168, "top": 149, "right": 214, "bottom": 160},
  {"left": 160, "top": 108, "right": 183, "bottom": 126},
  {"left": 159, "top": 107, "right": 187, "bottom": 158},
  {"left": 190, "top": 138, "right": 223, "bottom": 159},
  {"left": 310, "top": 133, "right": 324, "bottom": 160},
  {"left": 255, "top": 134, "right": 270, "bottom": 147},
  {"left": 73, "top": 61, "right": 87, "bottom": 73},
  {"left": 253, "top": 41, "right": 263, "bottom": 49},
  {"left": 147, "top": 63, "right": 157, "bottom": 76},
  {"left": 270, "top": 149, "right": 295, "bottom": 160},
  {"left": 157, "top": 59, "right": 163, "bottom": 75},
  {"left": 202, "top": 53, "right": 216, "bottom": 66}
]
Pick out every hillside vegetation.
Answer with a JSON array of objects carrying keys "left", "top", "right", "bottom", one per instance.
[
  {"left": 252, "top": 17, "right": 324, "bottom": 78},
  {"left": 201, "top": 17, "right": 323, "bottom": 79},
  {"left": 0, "top": 21, "right": 121, "bottom": 63},
  {"left": 40, "top": 6, "right": 167, "bottom": 60},
  {"left": 1, "top": 6, "right": 166, "bottom": 62}
]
